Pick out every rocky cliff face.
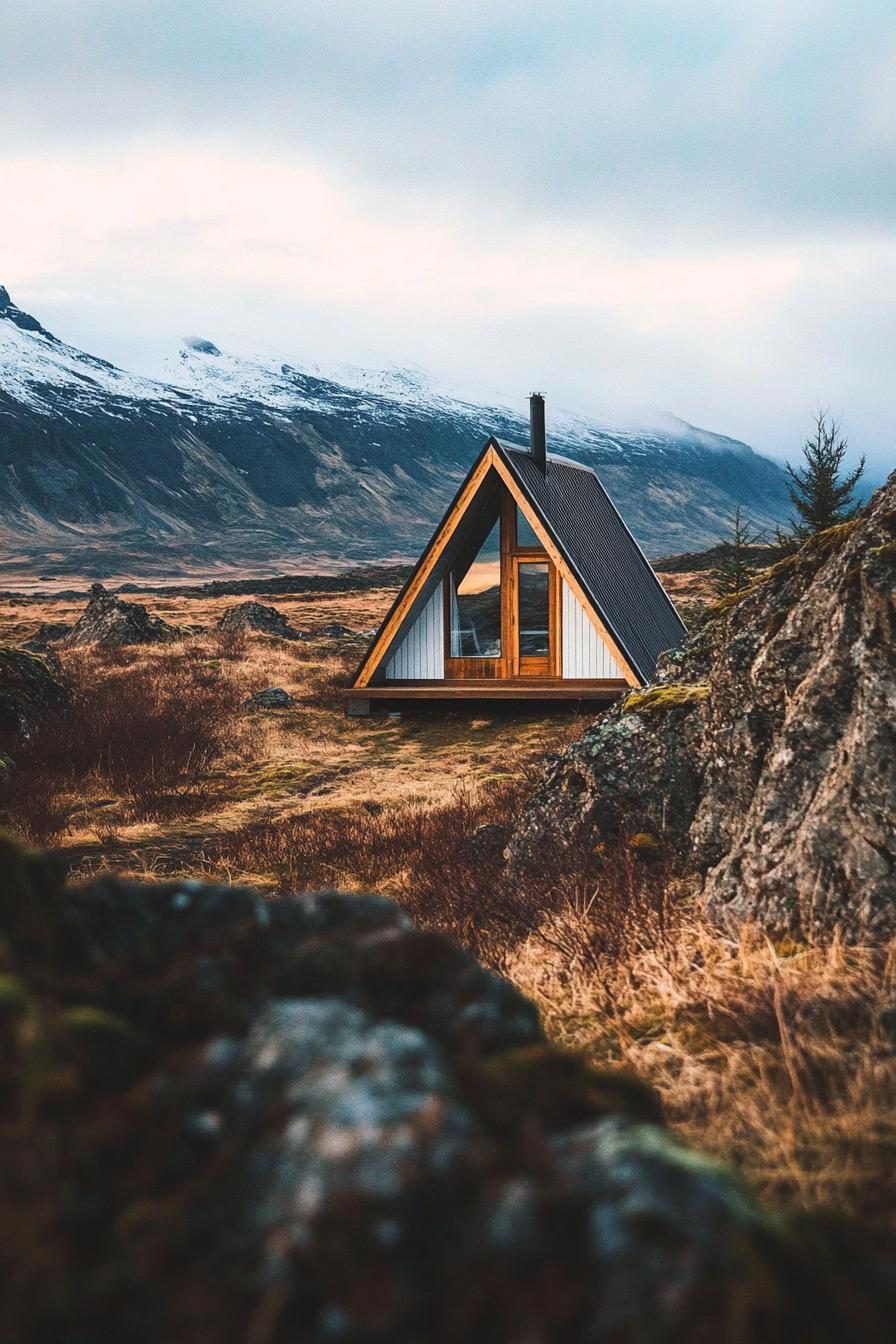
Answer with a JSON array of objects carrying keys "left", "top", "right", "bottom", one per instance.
[
  {"left": 2, "top": 839, "right": 894, "bottom": 1343},
  {"left": 510, "top": 473, "right": 896, "bottom": 941}
]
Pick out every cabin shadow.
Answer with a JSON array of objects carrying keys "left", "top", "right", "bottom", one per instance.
[{"left": 346, "top": 697, "right": 616, "bottom": 721}]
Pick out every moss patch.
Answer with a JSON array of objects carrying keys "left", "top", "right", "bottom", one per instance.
[
  {"left": 0, "top": 973, "right": 29, "bottom": 1019},
  {"left": 706, "top": 522, "right": 862, "bottom": 619},
  {"left": 623, "top": 684, "right": 710, "bottom": 717},
  {"left": 809, "top": 518, "right": 861, "bottom": 551},
  {"left": 250, "top": 763, "right": 324, "bottom": 800}
]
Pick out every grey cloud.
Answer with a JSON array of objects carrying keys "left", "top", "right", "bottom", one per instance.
[
  {"left": 3, "top": 1, "right": 895, "bottom": 239},
  {"left": 3, "top": 1, "right": 893, "bottom": 476}
]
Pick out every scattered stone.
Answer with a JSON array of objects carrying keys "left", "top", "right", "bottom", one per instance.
[
  {"left": 314, "top": 621, "right": 359, "bottom": 639},
  {"left": 510, "top": 473, "right": 896, "bottom": 942},
  {"left": 468, "top": 821, "right": 508, "bottom": 863},
  {"left": 2, "top": 837, "right": 894, "bottom": 1342},
  {"left": 0, "top": 646, "right": 71, "bottom": 742},
  {"left": 61, "top": 584, "right": 184, "bottom": 648},
  {"left": 243, "top": 687, "right": 295, "bottom": 709},
  {"left": 217, "top": 600, "right": 308, "bottom": 640}
]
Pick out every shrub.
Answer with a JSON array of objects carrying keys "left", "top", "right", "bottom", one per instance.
[
  {"left": 0, "top": 646, "right": 242, "bottom": 842},
  {"left": 207, "top": 787, "right": 679, "bottom": 973}
]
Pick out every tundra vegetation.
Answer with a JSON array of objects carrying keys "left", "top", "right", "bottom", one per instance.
[{"left": 1, "top": 543, "right": 893, "bottom": 1230}]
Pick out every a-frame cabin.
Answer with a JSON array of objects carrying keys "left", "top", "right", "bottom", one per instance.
[{"left": 346, "top": 396, "right": 687, "bottom": 714}]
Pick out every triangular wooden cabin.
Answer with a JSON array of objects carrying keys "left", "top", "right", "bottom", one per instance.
[{"left": 346, "top": 396, "right": 687, "bottom": 714}]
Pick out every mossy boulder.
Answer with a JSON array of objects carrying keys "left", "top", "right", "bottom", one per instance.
[
  {"left": 0, "top": 646, "right": 71, "bottom": 744},
  {"left": 2, "top": 839, "right": 893, "bottom": 1341},
  {"left": 217, "top": 600, "right": 307, "bottom": 640},
  {"left": 20, "top": 620, "right": 72, "bottom": 653},
  {"left": 61, "top": 584, "right": 184, "bottom": 647}
]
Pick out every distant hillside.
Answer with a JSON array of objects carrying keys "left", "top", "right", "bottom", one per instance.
[{"left": 0, "top": 285, "right": 792, "bottom": 581}]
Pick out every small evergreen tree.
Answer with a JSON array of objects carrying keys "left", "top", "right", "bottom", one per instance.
[
  {"left": 710, "top": 507, "right": 762, "bottom": 598},
  {"left": 784, "top": 412, "right": 864, "bottom": 540}
]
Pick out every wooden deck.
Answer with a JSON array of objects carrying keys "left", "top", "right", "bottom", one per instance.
[{"left": 343, "top": 679, "right": 628, "bottom": 714}]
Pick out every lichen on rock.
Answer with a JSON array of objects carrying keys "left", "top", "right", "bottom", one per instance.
[
  {"left": 3, "top": 837, "right": 893, "bottom": 1341},
  {"left": 510, "top": 472, "right": 896, "bottom": 941}
]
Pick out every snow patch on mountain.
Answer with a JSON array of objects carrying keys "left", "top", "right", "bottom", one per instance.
[
  {"left": 0, "top": 284, "right": 794, "bottom": 581},
  {"left": 0, "top": 292, "right": 182, "bottom": 417}
]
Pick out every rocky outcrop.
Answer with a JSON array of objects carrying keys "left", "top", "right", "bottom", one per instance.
[
  {"left": 61, "top": 584, "right": 184, "bottom": 647},
  {"left": 510, "top": 474, "right": 896, "bottom": 941},
  {"left": 3, "top": 838, "right": 893, "bottom": 1342},
  {"left": 0, "top": 646, "right": 70, "bottom": 743},
  {"left": 218, "top": 599, "right": 307, "bottom": 640}
]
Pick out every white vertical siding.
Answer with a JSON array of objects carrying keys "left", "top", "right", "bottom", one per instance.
[
  {"left": 385, "top": 586, "right": 444, "bottom": 680},
  {"left": 561, "top": 580, "right": 624, "bottom": 679}
]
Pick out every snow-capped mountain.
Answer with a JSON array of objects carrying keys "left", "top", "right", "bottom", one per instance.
[{"left": 0, "top": 285, "right": 792, "bottom": 582}]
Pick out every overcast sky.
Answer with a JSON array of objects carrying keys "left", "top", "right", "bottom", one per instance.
[{"left": 2, "top": 1, "right": 894, "bottom": 475}]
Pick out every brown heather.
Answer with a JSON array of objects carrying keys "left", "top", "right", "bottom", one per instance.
[
  {"left": 1, "top": 580, "right": 894, "bottom": 1224},
  {"left": 207, "top": 790, "right": 896, "bottom": 1223}
]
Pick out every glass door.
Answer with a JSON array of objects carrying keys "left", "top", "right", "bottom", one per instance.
[{"left": 516, "top": 560, "right": 552, "bottom": 676}]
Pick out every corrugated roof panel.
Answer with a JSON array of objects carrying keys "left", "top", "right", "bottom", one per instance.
[{"left": 495, "top": 440, "right": 687, "bottom": 682}]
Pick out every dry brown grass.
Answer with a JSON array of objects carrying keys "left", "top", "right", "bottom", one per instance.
[
  {"left": 2, "top": 585, "right": 894, "bottom": 1226},
  {"left": 1, "top": 588, "right": 576, "bottom": 872},
  {"left": 1, "top": 643, "right": 247, "bottom": 844},
  {"left": 508, "top": 909, "right": 896, "bottom": 1223},
  {"left": 203, "top": 775, "right": 896, "bottom": 1224}
]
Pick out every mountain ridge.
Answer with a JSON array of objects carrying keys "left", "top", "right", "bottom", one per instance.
[{"left": 0, "top": 286, "right": 793, "bottom": 582}]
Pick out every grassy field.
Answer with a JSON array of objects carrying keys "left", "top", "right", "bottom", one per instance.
[
  {"left": 2, "top": 578, "right": 894, "bottom": 1227},
  {"left": 0, "top": 585, "right": 577, "bottom": 874}
]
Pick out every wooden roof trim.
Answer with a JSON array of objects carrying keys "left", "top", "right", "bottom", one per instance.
[
  {"left": 353, "top": 443, "right": 503, "bottom": 688},
  {"left": 487, "top": 451, "right": 641, "bottom": 687}
]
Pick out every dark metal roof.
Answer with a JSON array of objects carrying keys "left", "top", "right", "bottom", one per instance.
[
  {"left": 354, "top": 435, "right": 688, "bottom": 687},
  {"left": 493, "top": 438, "right": 687, "bottom": 682}
]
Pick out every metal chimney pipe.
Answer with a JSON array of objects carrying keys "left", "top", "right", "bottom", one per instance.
[{"left": 529, "top": 392, "right": 546, "bottom": 476}]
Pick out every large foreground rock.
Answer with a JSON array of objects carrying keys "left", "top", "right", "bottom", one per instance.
[
  {"left": 61, "top": 583, "right": 184, "bottom": 647},
  {"left": 510, "top": 474, "right": 896, "bottom": 940},
  {"left": 2, "top": 840, "right": 893, "bottom": 1342}
]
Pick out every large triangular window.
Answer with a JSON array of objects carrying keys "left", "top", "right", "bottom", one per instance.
[{"left": 449, "top": 503, "right": 502, "bottom": 658}]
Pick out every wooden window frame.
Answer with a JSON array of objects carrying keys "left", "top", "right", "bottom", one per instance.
[
  {"left": 513, "top": 556, "right": 561, "bottom": 678},
  {"left": 444, "top": 485, "right": 561, "bottom": 681}
]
